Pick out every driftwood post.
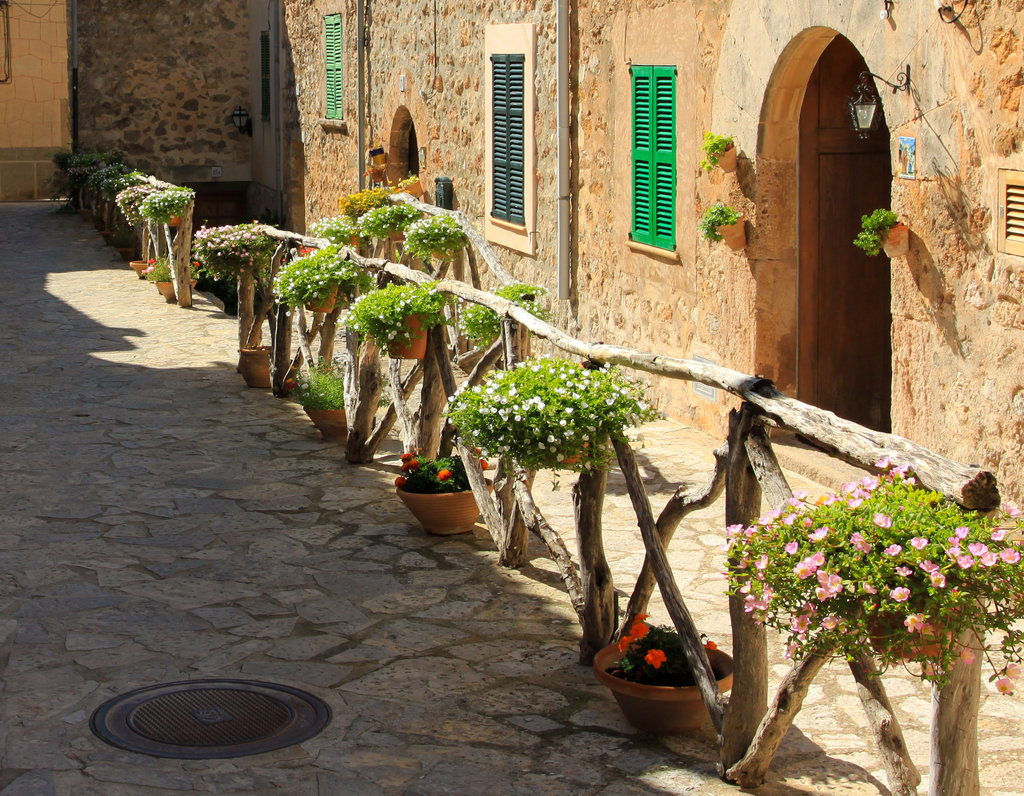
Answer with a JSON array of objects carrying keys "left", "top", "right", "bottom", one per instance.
[
  {"left": 573, "top": 467, "right": 613, "bottom": 664},
  {"left": 171, "top": 203, "right": 193, "bottom": 308},
  {"left": 930, "top": 631, "right": 981, "bottom": 796},
  {"left": 345, "top": 340, "right": 383, "bottom": 463}
]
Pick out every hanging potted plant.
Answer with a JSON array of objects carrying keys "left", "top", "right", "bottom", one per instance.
[
  {"left": 345, "top": 281, "right": 449, "bottom": 359},
  {"left": 726, "top": 463, "right": 1024, "bottom": 692},
  {"left": 397, "top": 173, "right": 425, "bottom": 199},
  {"left": 403, "top": 214, "right": 468, "bottom": 262},
  {"left": 394, "top": 453, "right": 491, "bottom": 535},
  {"left": 308, "top": 215, "right": 365, "bottom": 247},
  {"left": 853, "top": 209, "right": 908, "bottom": 258},
  {"left": 143, "top": 257, "right": 176, "bottom": 303},
  {"left": 337, "top": 187, "right": 394, "bottom": 220},
  {"left": 459, "top": 282, "right": 551, "bottom": 347},
  {"left": 594, "top": 616, "right": 734, "bottom": 733},
  {"left": 699, "top": 203, "right": 745, "bottom": 251},
  {"left": 274, "top": 245, "right": 373, "bottom": 313},
  {"left": 116, "top": 183, "right": 159, "bottom": 225},
  {"left": 139, "top": 186, "right": 195, "bottom": 226},
  {"left": 295, "top": 360, "right": 349, "bottom": 441},
  {"left": 446, "top": 357, "right": 659, "bottom": 472},
  {"left": 358, "top": 203, "right": 420, "bottom": 243},
  {"left": 699, "top": 132, "right": 737, "bottom": 173}
]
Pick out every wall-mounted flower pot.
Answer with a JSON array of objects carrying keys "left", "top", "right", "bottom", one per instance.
[
  {"left": 717, "top": 144, "right": 738, "bottom": 173},
  {"left": 717, "top": 217, "right": 746, "bottom": 251},
  {"left": 387, "top": 314, "right": 428, "bottom": 359},
  {"left": 305, "top": 285, "right": 339, "bottom": 315},
  {"left": 882, "top": 222, "right": 909, "bottom": 257}
]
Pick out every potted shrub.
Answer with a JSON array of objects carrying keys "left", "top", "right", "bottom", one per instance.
[
  {"left": 699, "top": 203, "right": 745, "bottom": 250},
  {"left": 358, "top": 203, "right": 420, "bottom": 243},
  {"left": 308, "top": 215, "right": 364, "bottom": 247},
  {"left": 397, "top": 174, "right": 425, "bottom": 199},
  {"left": 446, "top": 357, "right": 659, "bottom": 472},
  {"left": 192, "top": 223, "right": 277, "bottom": 281},
  {"left": 403, "top": 214, "right": 468, "bottom": 262},
  {"left": 139, "top": 186, "right": 195, "bottom": 226},
  {"left": 853, "top": 209, "right": 907, "bottom": 257},
  {"left": 699, "top": 132, "right": 737, "bottom": 172},
  {"left": 726, "top": 462, "right": 1024, "bottom": 691},
  {"left": 274, "top": 245, "right": 373, "bottom": 313},
  {"left": 394, "top": 453, "right": 490, "bottom": 535},
  {"left": 594, "top": 616, "right": 733, "bottom": 733},
  {"left": 116, "top": 183, "right": 159, "bottom": 225},
  {"left": 345, "top": 281, "right": 449, "bottom": 359},
  {"left": 337, "top": 187, "right": 394, "bottom": 221},
  {"left": 111, "top": 224, "right": 136, "bottom": 260},
  {"left": 295, "top": 360, "right": 349, "bottom": 441},
  {"left": 143, "top": 257, "right": 176, "bottom": 303},
  {"left": 459, "top": 282, "right": 551, "bottom": 347}
]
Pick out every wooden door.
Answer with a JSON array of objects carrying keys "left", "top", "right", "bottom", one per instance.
[{"left": 798, "top": 37, "right": 892, "bottom": 432}]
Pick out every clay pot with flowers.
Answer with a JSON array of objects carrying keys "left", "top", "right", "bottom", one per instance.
[
  {"left": 593, "top": 615, "right": 734, "bottom": 733},
  {"left": 294, "top": 360, "right": 348, "bottom": 441},
  {"left": 345, "top": 282, "right": 449, "bottom": 359},
  {"left": 143, "top": 257, "right": 176, "bottom": 302},
  {"left": 394, "top": 453, "right": 491, "bottom": 535},
  {"left": 726, "top": 461, "right": 1024, "bottom": 693}
]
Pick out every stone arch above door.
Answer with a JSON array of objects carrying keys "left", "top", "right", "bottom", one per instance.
[{"left": 387, "top": 106, "right": 420, "bottom": 187}]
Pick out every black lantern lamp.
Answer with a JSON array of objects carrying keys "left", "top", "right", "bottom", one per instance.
[
  {"left": 847, "top": 65, "right": 910, "bottom": 139},
  {"left": 231, "top": 106, "right": 252, "bottom": 136}
]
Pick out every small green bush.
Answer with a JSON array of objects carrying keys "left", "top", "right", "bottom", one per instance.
[
  {"left": 699, "top": 132, "right": 735, "bottom": 171},
  {"left": 460, "top": 282, "right": 550, "bottom": 346},
  {"left": 698, "top": 203, "right": 741, "bottom": 242},
  {"left": 853, "top": 209, "right": 899, "bottom": 256}
]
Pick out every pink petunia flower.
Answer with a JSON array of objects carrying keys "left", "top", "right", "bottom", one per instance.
[
  {"left": 883, "top": 544, "right": 903, "bottom": 557},
  {"left": 904, "top": 613, "right": 925, "bottom": 632},
  {"left": 852, "top": 533, "right": 871, "bottom": 553},
  {"left": 890, "top": 587, "right": 911, "bottom": 602},
  {"left": 1000, "top": 548, "right": 1021, "bottom": 564},
  {"left": 910, "top": 537, "right": 929, "bottom": 550},
  {"left": 896, "top": 566, "right": 913, "bottom": 576},
  {"left": 995, "top": 677, "right": 1015, "bottom": 694},
  {"left": 968, "top": 542, "right": 989, "bottom": 557},
  {"left": 930, "top": 572, "right": 947, "bottom": 588},
  {"left": 784, "top": 541, "right": 799, "bottom": 555},
  {"left": 874, "top": 513, "right": 893, "bottom": 528}
]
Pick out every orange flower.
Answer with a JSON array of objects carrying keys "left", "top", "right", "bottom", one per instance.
[
  {"left": 645, "top": 648, "right": 667, "bottom": 668},
  {"left": 705, "top": 640, "right": 717, "bottom": 651},
  {"left": 437, "top": 469, "right": 452, "bottom": 481},
  {"left": 628, "top": 618, "right": 650, "bottom": 639},
  {"left": 480, "top": 459, "right": 490, "bottom": 471},
  {"left": 617, "top": 635, "right": 634, "bottom": 652},
  {"left": 401, "top": 453, "right": 416, "bottom": 463},
  {"left": 395, "top": 476, "right": 407, "bottom": 487},
  {"left": 402, "top": 460, "right": 420, "bottom": 472}
]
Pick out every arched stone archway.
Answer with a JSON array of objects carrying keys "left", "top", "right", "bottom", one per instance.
[{"left": 386, "top": 106, "right": 420, "bottom": 187}]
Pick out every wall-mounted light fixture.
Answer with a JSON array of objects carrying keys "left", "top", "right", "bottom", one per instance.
[
  {"left": 231, "top": 106, "right": 252, "bottom": 136},
  {"left": 847, "top": 65, "right": 911, "bottom": 139},
  {"left": 935, "top": 0, "right": 969, "bottom": 24},
  {"left": 879, "top": 0, "right": 894, "bottom": 20}
]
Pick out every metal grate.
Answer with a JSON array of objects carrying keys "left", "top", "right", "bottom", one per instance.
[{"left": 91, "top": 680, "right": 331, "bottom": 759}]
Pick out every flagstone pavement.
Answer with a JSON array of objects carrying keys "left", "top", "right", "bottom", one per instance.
[{"left": 0, "top": 202, "right": 1020, "bottom": 795}]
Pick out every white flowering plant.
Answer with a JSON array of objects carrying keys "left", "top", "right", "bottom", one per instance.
[
  {"left": 403, "top": 214, "right": 467, "bottom": 262},
  {"left": 459, "top": 282, "right": 550, "bottom": 346},
  {"left": 193, "top": 223, "right": 277, "bottom": 279},
  {"left": 139, "top": 186, "right": 195, "bottom": 224},
  {"left": 295, "top": 359, "right": 346, "bottom": 411},
  {"left": 308, "top": 215, "right": 364, "bottom": 246},
  {"left": 446, "top": 357, "right": 659, "bottom": 472},
  {"left": 273, "top": 245, "right": 373, "bottom": 308},
  {"left": 357, "top": 204, "right": 420, "bottom": 240},
  {"left": 116, "top": 183, "right": 159, "bottom": 224},
  {"left": 345, "top": 282, "right": 449, "bottom": 348},
  {"left": 726, "top": 464, "right": 1024, "bottom": 691}
]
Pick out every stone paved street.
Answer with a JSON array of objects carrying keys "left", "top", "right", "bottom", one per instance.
[{"left": 0, "top": 203, "right": 1021, "bottom": 795}]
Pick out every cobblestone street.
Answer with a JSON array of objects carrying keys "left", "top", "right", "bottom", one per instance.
[{"left": 1, "top": 202, "right": 1020, "bottom": 795}]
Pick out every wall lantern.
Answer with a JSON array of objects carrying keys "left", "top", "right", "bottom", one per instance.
[
  {"left": 231, "top": 106, "right": 252, "bottom": 136},
  {"left": 847, "top": 65, "right": 911, "bottom": 139},
  {"left": 935, "top": 0, "right": 969, "bottom": 24}
]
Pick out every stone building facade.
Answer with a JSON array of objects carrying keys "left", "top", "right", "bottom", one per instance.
[
  {"left": 0, "top": 0, "right": 70, "bottom": 199},
  {"left": 279, "top": 0, "right": 1024, "bottom": 500}
]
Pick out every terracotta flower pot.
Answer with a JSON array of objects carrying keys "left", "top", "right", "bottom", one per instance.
[
  {"left": 303, "top": 407, "right": 348, "bottom": 441},
  {"left": 154, "top": 281, "right": 176, "bottom": 303},
  {"left": 716, "top": 144, "right": 738, "bottom": 173},
  {"left": 717, "top": 217, "right": 746, "bottom": 251},
  {"left": 387, "top": 314, "right": 428, "bottom": 359},
  {"left": 396, "top": 486, "right": 486, "bottom": 535},
  {"left": 593, "top": 644, "right": 734, "bottom": 734},
  {"left": 238, "top": 346, "right": 272, "bottom": 388},
  {"left": 168, "top": 215, "right": 182, "bottom": 227},
  {"left": 129, "top": 260, "right": 149, "bottom": 279},
  {"left": 882, "top": 222, "right": 909, "bottom": 257},
  {"left": 867, "top": 614, "right": 946, "bottom": 660},
  {"left": 305, "top": 286, "right": 339, "bottom": 315}
]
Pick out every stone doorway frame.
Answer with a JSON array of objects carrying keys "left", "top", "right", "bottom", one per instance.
[{"left": 386, "top": 106, "right": 420, "bottom": 187}]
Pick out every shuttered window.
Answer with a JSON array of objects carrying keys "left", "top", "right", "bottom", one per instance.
[
  {"left": 631, "top": 65, "right": 676, "bottom": 250},
  {"left": 324, "top": 15, "right": 343, "bottom": 120},
  {"left": 491, "top": 53, "right": 526, "bottom": 225},
  {"left": 999, "top": 169, "right": 1024, "bottom": 257},
  {"left": 260, "top": 30, "right": 271, "bottom": 120}
]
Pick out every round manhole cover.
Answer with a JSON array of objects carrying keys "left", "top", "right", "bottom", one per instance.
[{"left": 90, "top": 679, "right": 331, "bottom": 759}]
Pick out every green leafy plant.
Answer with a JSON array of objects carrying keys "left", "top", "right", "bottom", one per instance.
[
  {"left": 611, "top": 615, "right": 721, "bottom": 687},
  {"left": 193, "top": 223, "right": 278, "bottom": 279},
  {"left": 273, "top": 245, "right": 373, "bottom": 308},
  {"left": 394, "top": 453, "right": 489, "bottom": 494},
  {"left": 446, "top": 357, "right": 659, "bottom": 472},
  {"left": 143, "top": 257, "right": 173, "bottom": 282},
  {"left": 853, "top": 209, "right": 899, "bottom": 256},
  {"left": 460, "top": 282, "right": 551, "bottom": 346},
  {"left": 337, "top": 187, "right": 394, "bottom": 220},
  {"left": 308, "top": 215, "right": 364, "bottom": 246},
  {"left": 699, "top": 132, "right": 735, "bottom": 171},
  {"left": 139, "top": 186, "right": 195, "bottom": 224},
  {"left": 726, "top": 464, "right": 1024, "bottom": 691},
  {"left": 345, "top": 282, "right": 449, "bottom": 348},
  {"left": 116, "top": 184, "right": 159, "bottom": 224},
  {"left": 699, "top": 203, "right": 741, "bottom": 242},
  {"left": 357, "top": 204, "right": 420, "bottom": 240},
  {"left": 110, "top": 224, "right": 134, "bottom": 248},
  {"left": 101, "top": 170, "right": 146, "bottom": 201},
  {"left": 403, "top": 214, "right": 467, "bottom": 261},
  {"left": 295, "top": 360, "right": 347, "bottom": 410}
]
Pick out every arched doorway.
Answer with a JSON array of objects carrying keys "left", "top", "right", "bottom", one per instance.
[
  {"left": 797, "top": 36, "right": 892, "bottom": 432},
  {"left": 387, "top": 106, "right": 420, "bottom": 186}
]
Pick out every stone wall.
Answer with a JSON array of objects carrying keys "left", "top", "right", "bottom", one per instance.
[
  {"left": 0, "top": 0, "right": 70, "bottom": 199},
  {"left": 76, "top": 0, "right": 251, "bottom": 188},
  {"left": 284, "top": 0, "right": 1024, "bottom": 501}
]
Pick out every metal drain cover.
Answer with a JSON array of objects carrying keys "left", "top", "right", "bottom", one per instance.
[{"left": 90, "top": 679, "right": 331, "bottom": 759}]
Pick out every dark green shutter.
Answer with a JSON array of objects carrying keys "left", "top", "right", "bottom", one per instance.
[
  {"left": 260, "top": 30, "right": 271, "bottom": 120},
  {"left": 491, "top": 54, "right": 525, "bottom": 225},
  {"left": 324, "top": 15, "right": 343, "bottom": 120},
  {"left": 631, "top": 65, "right": 676, "bottom": 249}
]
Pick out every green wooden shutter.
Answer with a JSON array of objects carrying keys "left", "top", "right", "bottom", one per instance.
[
  {"left": 491, "top": 54, "right": 526, "bottom": 225},
  {"left": 631, "top": 65, "right": 676, "bottom": 249},
  {"left": 260, "top": 30, "right": 271, "bottom": 120},
  {"left": 324, "top": 15, "right": 343, "bottom": 120}
]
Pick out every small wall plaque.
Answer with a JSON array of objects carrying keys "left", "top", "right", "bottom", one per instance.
[
  {"left": 898, "top": 136, "right": 916, "bottom": 180},
  {"left": 692, "top": 355, "right": 718, "bottom": 402}
]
